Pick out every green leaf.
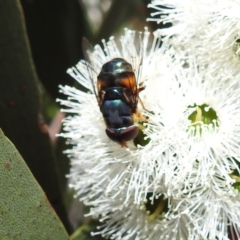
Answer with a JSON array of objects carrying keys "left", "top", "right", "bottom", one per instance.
[
  {"left": 0, "top": 129, "right": 69, "bottom": 240},
  {"left": 0, "top": 0, "right": 71, "bottom": 231}
]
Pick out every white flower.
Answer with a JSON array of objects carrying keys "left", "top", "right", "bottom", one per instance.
[
  {"left": 140, "top": 50, "right": 240, "bottom": 239},
  {"left": 87, "top": 189, "right": 191, "bottom": 240},
  {"left": 148, "top": 0, "right": 240, "bottom": 41},
  {"left": 184, "top": 181, "right": 240, "bottom": 240},
  {"left": 143, "top": 51, "right": 240, "bottom": 192},
  {"left": 84, "top": 173, "right": 240, "bottom": 240},
  {"left": 148, "top": 0, "right": 240, "bottom": 73},
  {"left": 58, "top": 26, "right": 240, "bottom": 239}
]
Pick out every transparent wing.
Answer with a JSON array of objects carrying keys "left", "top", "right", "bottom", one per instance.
[
  {"left": 82, "top": 37, "right": 100, "bottom": 105},
  {"left": 135, "top": 31, "right": 144, "bottom": 104},
  {"left": 120, "top": 30, "right": 146, "bottom": 107}
]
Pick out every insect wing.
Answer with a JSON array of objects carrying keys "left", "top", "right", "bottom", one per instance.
[
  {"left": 121, "top": 31, "right": 145, "bottom": 107},
  {"left": 82, "top": 37, "right": 100, "bottom": 105}
]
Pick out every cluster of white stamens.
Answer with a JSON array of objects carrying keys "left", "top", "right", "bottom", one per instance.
[{"left": 58, "top": 1, "right": 240, "bottom": 237}]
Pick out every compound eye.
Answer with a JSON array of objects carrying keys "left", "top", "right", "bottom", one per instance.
[{"left": 120, "top": 125, "right": 139, "bottom": 141}]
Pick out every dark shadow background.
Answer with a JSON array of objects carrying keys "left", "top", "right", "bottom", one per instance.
[{"left": 20, "top": 0, "right": 160, "bottom": 99}]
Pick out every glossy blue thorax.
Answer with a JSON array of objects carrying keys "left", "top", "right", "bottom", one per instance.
[{"left": 100, "top": 58, "right": 133, "bottom": 74}]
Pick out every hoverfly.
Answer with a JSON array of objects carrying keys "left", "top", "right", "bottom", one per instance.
[{"left": 82, "top": 37, "right": 146, "bottom": 147}]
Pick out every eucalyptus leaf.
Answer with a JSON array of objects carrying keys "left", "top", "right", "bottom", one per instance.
[
  {"left": 0, "top": 129, "right": 69, "bottom": 240},
  {"left": 0, "top": 0, "right": 71, "bottom": 231}
]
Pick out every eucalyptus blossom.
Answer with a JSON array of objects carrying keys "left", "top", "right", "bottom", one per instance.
[
  {"left": 148, "top": 0, "right": 240, "bottom": 73},
  {"left": 89, "top": 190, "right": 191, "bottom": 240},
  {"left": 59, "top": 23, "right": 240, "bottom": 239}
]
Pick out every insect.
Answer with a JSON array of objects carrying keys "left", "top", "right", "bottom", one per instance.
[{"left": 82, "top": 38, "right": 146, "bottom": 147}]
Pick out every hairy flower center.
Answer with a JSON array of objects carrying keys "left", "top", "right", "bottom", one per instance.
[
  {"left": 134, "top": 123, "right": 150, "bottom": 147},
  {"left": 182, "top": 60, "right": 189, "bottom": 68},
  {"left": 144, "top": 193, "right": 168, "bottom": 222},
  {"left": 230, "top": 169, "right": 240, "bottom": 192},
  {"left": 233, "top": 38, "right": 240, "bottom": 57},
  {"left": 187, "top": 104, "right": 219, "bottom": 136}
]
